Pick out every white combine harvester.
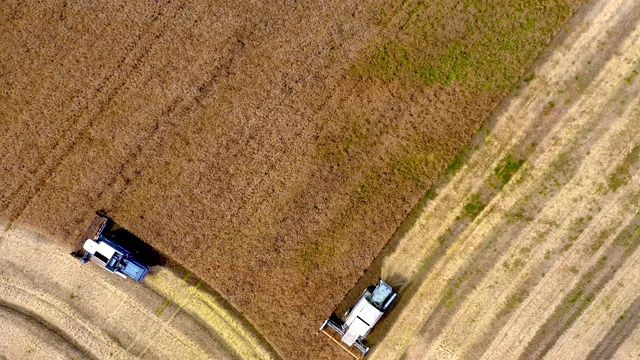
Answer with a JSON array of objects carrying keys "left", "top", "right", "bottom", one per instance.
[{"left": 319, "top": 279, "right": 397, "bottom": 359}]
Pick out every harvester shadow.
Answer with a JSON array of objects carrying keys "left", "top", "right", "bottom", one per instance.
[
  {"left": 91, "top": 216, "right": 281, "bottom": 358},
  {"left": 107, "top": 227, "right": 166, "bottom": 267}
]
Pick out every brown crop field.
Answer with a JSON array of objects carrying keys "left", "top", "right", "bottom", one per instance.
[{"left": 1, "top": 0, "right": 586, "bottom": 359}]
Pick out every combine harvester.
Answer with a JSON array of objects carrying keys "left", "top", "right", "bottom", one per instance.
[
  {"left": 71, "top": 212, "right": 149, "bottom": 281},
  {"left": 319, "top": 279, "right": 397, "bottom": 359}
]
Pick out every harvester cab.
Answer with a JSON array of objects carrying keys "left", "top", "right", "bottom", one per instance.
[
  {"left": 319, "top": 279, "right": 397, "bottom": 359},
  {"left": 71, "top": 212, "right": 150, "bottom": 281}
]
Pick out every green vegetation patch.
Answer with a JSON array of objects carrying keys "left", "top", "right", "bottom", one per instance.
[
  {"left": 298, "top": 239, "right": 337, "bottom": 272},
  {"left": 494, "top": 154, "right": 525, "bottom": 188},
  {"left": 607, "top": 144, "right": 640, "bottom": 192},
  {"left": 624, "top": 69, "right": 639, "bottom": 83},
  {"left": 503, "top": 288, "right": 530, "bottom": 312},
  {"left": 395, "top": 150, "right": 442, "bottom": 185},
  {"left": 608, "top": 167, "right": 631, "bottom": 192},
  {"left": 155, "top": 299, "right": 171, "bottom": 316},
  {"left": 356, "top": 174, "right": 381, "bottom": 202},
  {"left": 463, "top": 193, "right": 486, "bottom": 219},
  {"left": 353, "top": 0, "right": 576, "bottom": 92},
  {"left": 443, "top": 144, "right": 471, "bottom": 177}
]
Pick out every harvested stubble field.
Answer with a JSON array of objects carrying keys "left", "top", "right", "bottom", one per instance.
[
  {"left": 357, "top": 0, "right": 640, "bottom": 358},
  {"left": 0, "top": 225, "right": 277, "bottom": 359},
  {"left": 1, "top": 0, "right": 584, "bottom": 358}
]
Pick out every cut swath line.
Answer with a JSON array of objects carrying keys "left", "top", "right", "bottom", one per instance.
[
  {"left": 519, "top": 217, "right": 640, "bottom": 359},
  {"left": 586, "top": 295, "right": 640, "bottom": 360},
  {"left": 136, "top": 280, "right": 203, "bottom": 358}
]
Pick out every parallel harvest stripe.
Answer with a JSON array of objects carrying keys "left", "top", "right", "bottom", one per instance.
[
  {"left": 413, "top": 83, "right": 640, "bottom": 356},
  {"left": 369, "top": 0, "right": 640, "bottom": 359},
  {"left": 520, "top": 213, "right": 640, "bottom": 359},
  {"left": 586, "top": 296, "right": 640, "bottom": 360},
  {"left": 424, "top": 76, "right": 640, "bottom": 360},
  {"left": 611, "top": 319, "right": 640, "bottom": 360},
  {"left": 548, "top": 248, "right": 640, "bottom": 359}
]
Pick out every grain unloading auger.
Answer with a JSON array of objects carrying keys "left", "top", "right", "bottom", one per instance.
[{"left": 319, "top": 279, "right": 397, "bottom": 359}]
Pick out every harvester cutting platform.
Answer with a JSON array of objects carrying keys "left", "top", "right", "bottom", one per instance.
[
  {"left": 319, "top": 279, "right": 397, "bottom": 359},
  {"left": 71, "top": 212, "right": 150, "bottom": 281}
]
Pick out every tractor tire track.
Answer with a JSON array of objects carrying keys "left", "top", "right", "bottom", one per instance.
[
  {"left": 417, "top": 89, "right": 640, "bottom": 360},
  {"left": 586, "top": 295, "right": 640, "bottom": 360},
  {"left": 465, "top": 149, "right": 640, "bottom": 360},
  {"left": 0, "top": 225, "right": 278, "bottom": 360},
  {"left": 0, "top": 303, "right": 94, "bottom": 359},
  {"left": 380, "top": 47, "right": 639, "bottom": 360},
  {"left": 479, "top": 115, "right": 640, "bottom": 360},
  {"left": 104, "top": 35, "right": 249, "bottom": 223},
  {"left": 541, "top": 243, "right": 640, "bottom": 359},
  {"left": 520, "top": 213, "right": 640, "bottom": 359},
  {"left": 466, "top": 73, "right": 640, "bottom": 359},
  {"left": 0, "top": 0, "right": 187, "bottom": 224},
  {"left": 411, "top": 81, "right": 630, "bottom": 350},
  {"left": 0, "top": 1, "right": 152, "bottom": 197}
]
